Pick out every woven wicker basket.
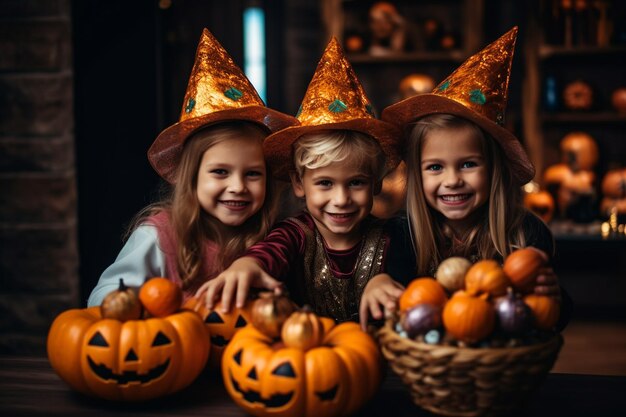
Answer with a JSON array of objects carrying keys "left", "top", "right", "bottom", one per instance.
[{"left": 377, "top": 320, "right": 563, "bottom": 417}]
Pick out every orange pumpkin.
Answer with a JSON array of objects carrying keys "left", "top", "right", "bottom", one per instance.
[
  {"left": 560, "top": 132, "right": 599, "bottom": 170},
  {"left": 601, "top": 168, "right": 626, "bottom": 199},
  {"left": 47, "top": 306, "right": 210, "bottom": 401},
  {"left": 100, "top": 278, "right": 142, "bottom": 321},
  {"left": 503, "top": 248, "right": 546, "bottom": 292},
  {"left": 464, "top": 260, "right": 510, "bottom": 297},
  {"left": 523, "top": 294, "right": 560, "bottom": 331},
  {"left": 442, "top": 291, "right": 495, "bottom": 344},
  {"left": 223, "top": 311, "right": 382, "bottom": 417},
  {"left": 399, "top": 278, "right": 448, "bottom": 312},
  {"left": 543, "top": 163, "right": 572, "bottom": 186},
  {"left": 139, "top": 277, "right": 183, "bottom": 318},
  {"left": 524, "top": 190, "right": 555, "bottom": 223},
  {"left": 183, "top": 296, "right": 252, "bottom": 368}
]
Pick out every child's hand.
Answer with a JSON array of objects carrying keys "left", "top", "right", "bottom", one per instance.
[
  {"left": 526, "top": 247, "right": 562, "bottom": 302},
  {"left": 534, "top": 266, "right": 562, "bottom": 302},
  {"left": 195, "top": 257, "right": 282, "bottom": 312},
  {"left": 359, "top": 273, "right": 404, "bottom": 331}
]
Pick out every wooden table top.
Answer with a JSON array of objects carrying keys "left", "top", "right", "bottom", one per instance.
[{"left": 1, "top": 356, "right": 625, "bottom": 417}]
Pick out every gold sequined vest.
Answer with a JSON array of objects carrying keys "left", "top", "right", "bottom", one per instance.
[{"left": 289, "top": 217, "right": 387, "bottom": 322}]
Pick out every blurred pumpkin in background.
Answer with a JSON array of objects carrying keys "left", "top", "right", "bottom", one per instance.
[
  {"left": 560, "top": 131, "right": 598, "bottom": 171},
  {"left": 524, "top": 189, "right": 555, "bottom": 223},
  {"left": 601, "top": 168, "right": 626, "bottom": 198},
  {"left": 372, "top": 161, "right": 407, "bottom": 219}
]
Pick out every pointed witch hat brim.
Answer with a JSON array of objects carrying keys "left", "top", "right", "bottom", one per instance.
[
  {"left": 263, "top": 38, "right": 402, "bottom": 181},
  {"left": 148, "top": 28, "right": 298, "bottom": 183},
  {"left": 382, "top": 27, "right": 534, "bottom": 185}
]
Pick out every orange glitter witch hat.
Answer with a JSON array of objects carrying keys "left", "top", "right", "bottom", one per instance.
[
  {"left": 148, "top": 28, "right": 298, "bottom": 183},
  {"left": 263, "top": 37, "right": 402, "bottom": 180},
  {"left": 382, "top": 27, "right": 534, "bottom": 185}
]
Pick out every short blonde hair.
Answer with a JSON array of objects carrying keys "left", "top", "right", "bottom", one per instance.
[{"left": 293, "top": 130, "right": 386, "bottom": 181}]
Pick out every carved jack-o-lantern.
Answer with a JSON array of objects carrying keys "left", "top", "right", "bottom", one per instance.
[
  {"left": 222, "top": 315, "right": 381, "bottom": 417},
  {"left": 184, "top": 296, "right": 252, "bottom": 368},
  {"left": 47, "top": 306, "right": 209, "bottom": 401},
  {"left": 560, "top": 132, "right": 599, "bottom": 171}
]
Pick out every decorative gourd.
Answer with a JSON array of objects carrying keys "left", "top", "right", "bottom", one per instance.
[
  {"left": 435, "top": 257, "right": 471, "bottom": 293},
  {"left": 139, "top": 277, "right": 183, "bottom": 318},
  {"left": 47, "top": 306, "right": 210, "bottom": 401},
  {"left": 464, "top": 260, "right": 510, "bottom": 297},
  {"left": 281, "top": 306, "right": 326, "bottom": 351},
  {"left": 251, "top": 292, "right": 297, "bottom": 339},
  {"left": 401, "top": 303, "right": 443, "bottom": 338},
  {"left": 442, "top": 290, "right": 495, "bottom": 344},
  {"left": 183, "top": 296, "right": 252, "bottom": 368},
  {"left": 523, "top": 294, "right": 560, "bottom": 331},
  {"left": 524, "top": 190, "right": 555, "bottom": 223},
  {"left": 560, "top": 132, "right": 599, "bottom": 170},
  {"left": 494, "top": 288, "right": 532, "bottom": 335},
  {"left": 503, "top": 248, "right": 546, "bottom": 292},
  {"left": 100, "top": 278, "right": 142, "bottom": 321},
  {"left": 223, "top": 310, "right": 382, "bottom": 417},
  {"left": 399, "top": 278, "right": 448, "bottom": 312},
  {"left": 601, "top": 168, "right": 626, "bottom": 199}
]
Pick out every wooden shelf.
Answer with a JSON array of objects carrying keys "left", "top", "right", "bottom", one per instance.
[
  {"left": 541, "top": 112, "right": 626, "bottom": 124},
  {"left": 347, "top": 50, "right": 468, "bottom": 64},
  {"left": 539, "top": 45, "right": 626, "bottom": 59}
]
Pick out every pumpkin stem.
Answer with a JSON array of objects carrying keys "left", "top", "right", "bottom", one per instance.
[{"left": 118, "top": 278, "right": 128, "bottom": 292}]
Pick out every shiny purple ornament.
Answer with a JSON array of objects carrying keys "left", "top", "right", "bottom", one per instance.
[
  {"left": 495, "top": 288, "right": 532, "bottom": 335},
  {"left": 401, "top": 303, "right": 442, "bottom": 338}
]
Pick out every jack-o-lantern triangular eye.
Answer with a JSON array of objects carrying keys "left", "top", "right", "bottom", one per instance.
[
  {"left": 272, "top": 362, "right": 296, "bottom": 377},
  {"left": 206, "top": 311, "right": 224, "bottom": 324},
  {"left": 88, "top": 332, "right": 109, "bottom": 347},
  {"left": 247, "top": 367, "right": 258, "bottom": 380},
  {"left": 234, "top": 348, "right": 243, "bottom": 365},
  {"left": 151, "top": 331, "right": 171, "bottom": 346},
  {"left": 235, "top": 315, "right": 247, "bottom": 328}
]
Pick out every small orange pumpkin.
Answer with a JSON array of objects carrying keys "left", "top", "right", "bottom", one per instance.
[
  {"left": 601, "top": 168, "right": 626, "bottom": 199},
  {"left": 543, "top": 163, "right": 572, "bottom": 186},
  {"left": 523, "top": 294, "right": 560, "bottom": 331},
  {"left": 399, "top": 278, "right": 448, "bottom": 312},
  {"left": 139, "top": 277, "right": 183, "bottom": 318},
  {"left": 503, "top": 248, "right": 546, "bottom": 292},
  {"left": 371, "top": 161, "right": 407, "bottom": 219},
  {"left": 442, "top": 290, "right": 495, "bottom": 344},
  {"left": 281, "top": 306, "right": 327, "bottom": 351},
  {"left": 464, "top": 260, "right": 510, "bottom": 297}
]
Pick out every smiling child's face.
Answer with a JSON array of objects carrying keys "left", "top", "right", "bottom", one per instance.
[
  {"left": 420, "top": 125, "right": 490, "bottom": 235},
  {"left": 291, "top": 159, "right": 375, "bottom": 250},
  {"left": 196, "top": 136, "right": 267, "bottom": 227}
]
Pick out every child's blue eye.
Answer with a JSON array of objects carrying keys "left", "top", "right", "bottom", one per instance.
[
  {"left": 316, "top": 180, "right": 332, "bottom": 187},
  {"left": 349, "top": 179, "right": 367, "bottom": 187},
  {"left": 462, "top": 161, "right": 478, "bottom": 169},
  {"left": 426, "top": 164, "right": 442, "bottom": 171},
  {"left": 246, "top": 170, "right": 263, "bottom": 178},
  {"left": 211, "top": 169, "right": 228, "bottom": 175}
]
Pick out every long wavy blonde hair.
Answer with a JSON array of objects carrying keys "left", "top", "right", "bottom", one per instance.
[
  {"left": 131, "top": 121, "right": 279, "bottom": 289},
  {"left": 404, "top": 114, "right": 527, "bottom": 274}
]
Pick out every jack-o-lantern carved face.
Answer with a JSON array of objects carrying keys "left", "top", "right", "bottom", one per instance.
[
  {"left": 222, "top": 320, "right": 381, "bottom": 417},
  {"left": 47, "top": 307, "right": 210, "bottom": 401},
  {"left": 183, "top": 297, "right": 252, "bottom": 368}
]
